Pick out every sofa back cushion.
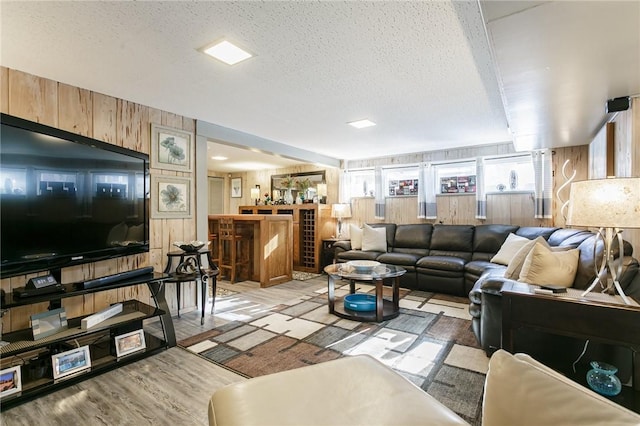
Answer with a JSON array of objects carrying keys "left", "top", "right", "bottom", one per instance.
[
  {"left": 392, "top": 224, "right": 432, "bottom": 256},
  {"left": 429, "top": 225, "right": 475, "bottom": 261},
  {"left": 474, "top": 225, "right": 521, "bottom": 262},
  {"left": 515, "top": 226, "right": 558, "bottom": 241},
  {"left": 547, "top": 228, "right": 593, "bottom": 248},
  {"left": 573, "top": 235, "right": 604, "bottom": 289}
]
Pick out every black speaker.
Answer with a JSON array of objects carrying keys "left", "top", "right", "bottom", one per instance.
[{"left": 606, "top": 96, "right": 630, "bottom": 113}]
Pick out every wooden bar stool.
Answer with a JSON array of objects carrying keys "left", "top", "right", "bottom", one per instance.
[{"left": 218, "top": 218, "right": 252, "bottom": 283}]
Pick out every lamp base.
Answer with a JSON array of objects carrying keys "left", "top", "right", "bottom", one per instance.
[{"left": 580, "top": 227, "right": 631, "bottom": 305}]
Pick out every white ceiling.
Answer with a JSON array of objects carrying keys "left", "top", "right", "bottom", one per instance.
[{"left": 1, "top": 1, "right": 638, "bottom": 172}]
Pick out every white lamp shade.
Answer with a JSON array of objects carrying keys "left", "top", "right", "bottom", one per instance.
[
  {"left": 250, "top": 188, "right": 260, "bottom": 200},
  {"left": 331, "top": 203, "right": 352, "bottom": 219},
  {"left": 317, "top": 183, "right": 327, "bottom": 197},
  {"left": 566, "top": 177, "right": 640, "bottom": 228}
]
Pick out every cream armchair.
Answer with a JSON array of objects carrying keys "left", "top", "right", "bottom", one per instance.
[{"left": 209, "top": 350, "right": 640, "bottom": 426}]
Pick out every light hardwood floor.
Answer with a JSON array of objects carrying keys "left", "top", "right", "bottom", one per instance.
[{"left": 0, "top": 279, "right": 305, "bottom": 426}]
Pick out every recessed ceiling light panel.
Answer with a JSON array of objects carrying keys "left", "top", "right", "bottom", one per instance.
[
  {"left": 348, "top": 119, "right": 376, "bottom": 129},
  {"left": 211, "top": 155, "right": 228, "bottom": 161},
  {"left": 202, "top": 40, "right": 253, "bottom": 65}
]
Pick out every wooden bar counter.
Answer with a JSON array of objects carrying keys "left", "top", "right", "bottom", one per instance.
[{"left": 208, "top": 214, "right": 293, "bottom": 287}]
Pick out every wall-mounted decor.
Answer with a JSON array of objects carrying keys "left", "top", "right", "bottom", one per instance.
[
  {"left": 150, "top": 124, "right": 195, "bottom": 173},
  {"left": 115, "top": 329, "right": 146, "bottom": 358},
  {"left": 52, "top": 345, "right": 91, "bottom": 380},
  {"left": 440, "top": 175, "right": 476, "bottom": 193},
  {"left": 271, "top": 171, "right": 325, "bottom": 200},
  {"left": 0, "top": 366, "right": 22, "bottom": 399},
  {"left": 151, "top": 175, "right": 192, "bottom": 218},
  {"left": 388, "top": 179, "right": 418, "bottom": 196},
  {"left": 231, "top": 177, "right": 242, "bottom": 198}
]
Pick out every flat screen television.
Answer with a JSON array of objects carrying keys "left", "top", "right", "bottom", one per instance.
[{"left": 0, "top": 113, "right": 149, "bottom": 279}]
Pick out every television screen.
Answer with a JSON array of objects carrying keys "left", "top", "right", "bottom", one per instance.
[{"left": 0, "top": 113, "right": 149, "bottom": 278}]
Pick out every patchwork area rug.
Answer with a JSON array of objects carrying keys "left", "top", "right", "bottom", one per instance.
[
  {"left": 180, "top": 280, "right": 488, "bottom": 425},
  {"left": 292, "top": 270, "right": 322, "bottom": 281}
]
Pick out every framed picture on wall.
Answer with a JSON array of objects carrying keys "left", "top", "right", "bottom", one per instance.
[
  {"left": 231, "top": 177, "right": 242, "bottom": 198},
  {"left": 150, "top": 124, "right": 195, "bottom": 173},
  {"left": 151, "top": 175, "right": 192, "bottom": 218}
]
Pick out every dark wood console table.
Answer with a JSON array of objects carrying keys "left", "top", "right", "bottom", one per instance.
[{"left": 501, "top": 282, "right": 640, "bottom": 412}]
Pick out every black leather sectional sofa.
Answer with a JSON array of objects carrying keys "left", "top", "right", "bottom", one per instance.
[
  {"left": 334, "top": 223, "right": 640, "bottom": 342},
  {"left": 334, "top": 223, "right": 640, "bottom": 378},
  {"left": 333, "top": 223, "right": 639, "bottom": 295}
]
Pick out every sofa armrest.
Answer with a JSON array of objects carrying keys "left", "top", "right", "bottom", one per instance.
[{"left": 333, "top": 240, "right": 352, "bottom": 253}]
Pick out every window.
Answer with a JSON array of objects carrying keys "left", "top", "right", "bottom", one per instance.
[
  {"left": 484, "top": 154, "right": 534, "bottom": 192},
  {"left": 346, "top": 169, "right": 375, "bottom": 198},
  {"left": 435, "top": 161, "right": 476, "bottom": 194}
]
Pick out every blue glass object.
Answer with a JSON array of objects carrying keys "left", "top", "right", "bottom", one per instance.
[{"left": 586, "top": 361, "right": 622, "bottom": 396}]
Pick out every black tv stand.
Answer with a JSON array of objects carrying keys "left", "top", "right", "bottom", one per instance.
[{"left": 0, "top": 271, "right": 174, "bottom": 409}]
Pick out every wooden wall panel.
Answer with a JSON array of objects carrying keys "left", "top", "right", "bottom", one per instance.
[
  {"left": 92, "top": 92, "right": 117, "bottom": 144},
  {"left": 553, "top": 145, "right": 589, "bottom": 228},
  {"left": 58, "top": 83, "right": 92, "bottom": 136},
  {"left": 7, "top": 69, "right": 58, "bottom": 125},
  {"left": 1, "top": 66, "right": 9, "bottom": 113},
  {"left": 1, "top": 68, "right": 199, "bottom": 330}
]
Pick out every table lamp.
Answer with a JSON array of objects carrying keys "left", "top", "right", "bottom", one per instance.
[
  {"left": 250, "top": 187, "right": 260, "bottom": 205},
  {"left": 331, "top": 203, "right": 352, "bottom": 239},
  {"left": 317, "top": 183, "right": 327, "bottom": 204},
  {"left": 566, "top": 177, "right": 640, "bottom": 304}
]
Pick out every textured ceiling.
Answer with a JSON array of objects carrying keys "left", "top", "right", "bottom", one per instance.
[{"left": 1, "top": 1, "right": 638, "bottom": 171}]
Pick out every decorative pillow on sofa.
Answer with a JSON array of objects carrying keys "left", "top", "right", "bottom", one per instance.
[
  {"left": 518, "top": 242, "right": 580, "bottom": 287},
  {"left": 349, "top": 224, "right": 363, "bottom": 250},
  {"left": 491, "top": 233, "right": 531, "bottom": 265},
  {"left": 503, "top": 236, "right": 549, "bottom": 279},
  {"left": 362, "top": 224, "right": 386, "bottom": 252}
]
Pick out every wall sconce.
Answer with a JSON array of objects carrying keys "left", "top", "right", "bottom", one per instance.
[
  {"left": 250, "top": 185, "right": 261, "bottom": 205},
  {"left": 331, "top": 203, "right": 352, "bottom": 239},
  {"left": 317, "top": 183, "right": 327, "bottom": 204},
  {"left": 566, "top": 177, "right": 640, "bottom": 304}
]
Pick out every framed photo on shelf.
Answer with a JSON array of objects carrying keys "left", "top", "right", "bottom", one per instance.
[
  {"left": 31, "top": 308, "right": 68, "bottom": 341},
  {"left": 51, "top": 345, "right": 91, "bottom": 380},
  {"left": 0, "top": 366, "right": 22, "bottom": 399},
  {"left": 150, "top": 175, "right": 192, "bottom": 219},
  {"left": 114, "top": 329, "right": 146, "bottom": 358},
  {"left": 150, "top": 124, "right": 195, "bottom": 173},
  {"left": 231, "top": 177, "right": 242, "bottom": 198}
]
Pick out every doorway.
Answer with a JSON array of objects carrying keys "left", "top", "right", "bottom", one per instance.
[{"left": 208, "top": 177, "right": 224, "bottom": 214}]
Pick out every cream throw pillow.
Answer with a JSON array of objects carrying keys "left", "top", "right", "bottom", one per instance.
[
  {"left": 362, "top": 224, "right": 386, "bottom": 252},
  {"left": 491, "top": 233, "right": 531, "bottom": 266},
  {"left": 518, "top": 242, "right": 580, "bottom": 287},
  {"left": 350, "top": 224, "right": 363, "bottom": 250},
  {"left": 503, "top": 236, "right": 550, "bottom": 279}
]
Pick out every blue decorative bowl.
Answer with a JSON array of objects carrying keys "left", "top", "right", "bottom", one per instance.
[{"left": 344, "top": 294, "right": 376, "bottom": 311}]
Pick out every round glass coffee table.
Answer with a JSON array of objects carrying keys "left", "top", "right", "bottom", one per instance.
[{"left": 324, "top": 263, "right": 405, "bottom": 322}]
